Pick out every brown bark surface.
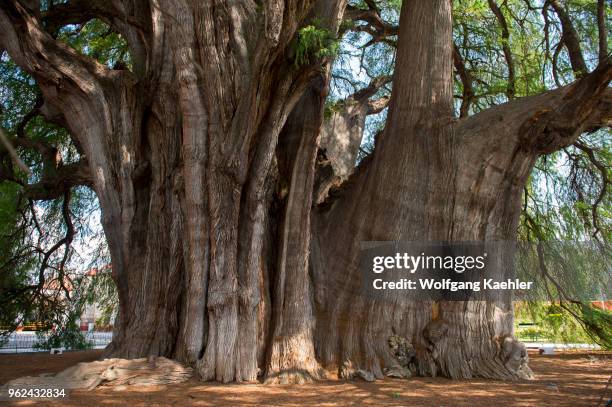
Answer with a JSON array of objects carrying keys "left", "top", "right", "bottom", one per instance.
[{"left": 0, "top": 0, "right": 610, "bottom": 384}]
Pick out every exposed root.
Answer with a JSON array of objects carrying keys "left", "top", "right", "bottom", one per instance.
[
  {"left": 336, "top": 329, "right": 534, "bottom": 382},
  {"left": 2, "top": 357, "right": 193, "bottom": 391}
]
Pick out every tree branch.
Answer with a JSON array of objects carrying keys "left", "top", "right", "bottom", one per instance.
[
  {"left": 344, "top": 3, "right": 398, "bottom": 46},
  {"left": 22, "top": 160, "right": 92, "bottom": 200},
  {"left": 35, "top": 190, "right": 75, "bottom": 300},
  {"left": 453, "top": 43, "right": 474, "bottom": 117},
  {"left": 0, "top": 0, "right": 139, "bottom": 192},
  {"left": 0, "top": 130, "right": 92, "bottom": 199},
  {"left": 582, "top": 90, "right": 612, "bottom": 133},
  {"left": 0, "top": 1, "right": 124, "bottom": 87},
  {"left": 15, "top": 94, "right": 43, "bottom": 138},
  {"left": 573, "top": 140, "right": 609, "bottom": 240},
  {"left": 40, "top": 0, "right": 152, "bottom": 77},
  {"left": 351, "top": 75, "right": 392, "bottom": 101},
  {"left": 0, "top": 127, "right": 31, "bottom": 175},
  {"left": 518, "top": 58, "right": 611, "bottom": 154},
  {"left": 348, "top": 74, "right": 392, "bottom": 114},
  {"left": 367, "top": 96, "right": 390, "bottom": 114},
  {"left": 488, "top": 0, "right": 516, "bottom": 99},
  {"left": 41, "top": 0, "right": 139, "bottom": 34},
  {"left": 597, "top": 0, "right": 608, "bottom": 65},
  {"left": 456, "top": 58, "right": 611, "bottom": 157},
  {"left": 549, "top": 0, "right": 588, "bottom": 77}
]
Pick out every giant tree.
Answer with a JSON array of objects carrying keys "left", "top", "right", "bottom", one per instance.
[{"left": 0, "top": 0, "right": 609, "bottom": 383}]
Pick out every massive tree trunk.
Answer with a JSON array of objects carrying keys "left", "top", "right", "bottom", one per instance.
[
  {"left": 1, "top": 0, "right": 609, "bottom": 383},
  {"left": 312, "top": 0, "right": 526, "bottom": 379}
]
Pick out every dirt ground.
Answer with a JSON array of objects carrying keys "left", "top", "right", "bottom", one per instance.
[{"left": 1, "top": 350, "right": 610, "bottom": 406}]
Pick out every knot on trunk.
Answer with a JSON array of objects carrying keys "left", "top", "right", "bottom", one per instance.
[
  {"left": 496, "top": 335, "right": 534, "bottom": 380},
  {"left": 384, "top": 335, "right": 415, "bottom": 378},
  {"left": 518, "top": 109, "right": 579, "bottom": 155},
  {"left": 339, "top": 360, "right": 376, "bottom": 382}
]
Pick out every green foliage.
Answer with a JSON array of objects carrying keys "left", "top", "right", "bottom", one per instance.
[
  {"left": 32, "top": 268, "right": 117, "bottom": 349},
  {"left": 515, "top": 301, "right": 612, "bottom": 349},
  {"left": 0, "top": 15, "right": 119, "bottom": 339},
  {"left": 515, "top": 238, "right": 611, "bottom": 348},
  {"left": 295, "top": 21, "right": 339, "bottom": 66},
  {"left": 390, "top": 391, "right": 401, "bottom": 399},
  {"left": 577, "top": 303, "right": 612, "bottom": 349},
  {"left": 515, "top": 303, "right": 595, "bottom": 345},
  {"left": 34, "top": 313, "right": 92, "bottom": 351},
  {"left": 58, "top": 19, "right": 131, "bottom": 69},
  {"left": 323, "top": 99, "right": 347, "bottom": 120},
  {"left": 77, "top": 268, "right": 118, "bottom": 329},
  {"left": 518, "top": 327, "right": 549, "bottom": 341},
  {"left": 0, "top": 183, "right": 35, "bottom": 334}
]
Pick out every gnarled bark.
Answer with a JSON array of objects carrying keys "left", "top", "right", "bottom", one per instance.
[{"left": 0, "top": 0, "right": 609, "bottom": 385}]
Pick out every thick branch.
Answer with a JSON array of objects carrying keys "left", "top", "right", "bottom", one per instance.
[
  {"left": 344, "top": 4, "right": 397, "bottom": 35},
  {"left": 0, "top": 129, "right": 92, "bottom": 199},
  {"left": 367, "top": 96, "right": 390, "bottom": 114},
  {"left": 458, "top": 59, "right": 611, "bottom": 155},
  {"left": 42, "top": 0, "right": 151, "bottom": 76},
  {"left": 0, "top": 102, "right": 92, "bottom": 199},
  {"left": 549, "top": 0, "right": 588, "bottom": 77},
  {"left": 582, "top": 90, "right": 612, "bottom": 132},
  {"left": 41, "top": 0, "right": 139, "bottom": 33},
  {"left": 597, "top": 0, "right": 608, "bottom": 64},
  {"left": 10, "top": 102, "right": 59, "bottom": 172},
  {"left": 0, "top": 0, "right": 138, "bottom": 203},
  {"left": 349, "top": 74, "right": 391, "bottom": 114},
  {"left": 43, "top": 1, "right": 105, "bottom": 34},
  {"left": 352, "top": 75, "right": 391, "bottom": 101},
  {"left": 344, "top": 3, "right": 398, "bottom": 47},
  {"left": 384, "top": 0, "right": 453, "bottom": 131},
  {"left": 23, "top": 160, "right": 92, "bottom": 200},
  {"left": 316, "top": 75, "right": 391, "bottom": 193},
  {"left": 518, "top": 58, "right": 611, "bottom": 154},
  {"left": 0, "top": 1, "right": 126, "bottom": 85}
]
